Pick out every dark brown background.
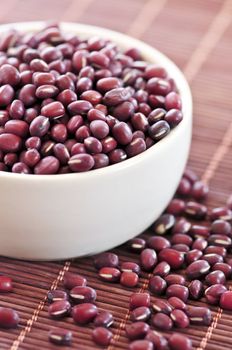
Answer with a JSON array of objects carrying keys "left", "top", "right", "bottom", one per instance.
[{"left": 1, "top": 0, "right": 232, "bottom": 349}]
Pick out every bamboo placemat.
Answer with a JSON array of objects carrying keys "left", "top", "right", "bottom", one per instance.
[{"left": 1, "top": 0, "right": 232, "bottom": 349}]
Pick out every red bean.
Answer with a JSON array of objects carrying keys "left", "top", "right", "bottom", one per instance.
[
  {"left": 68, "top": 154, "right": 94, "bottom": 172},
  {"left": 173, "top": 217, "right": 191, "bottom": 234},
  {"left": 0, "top": 84, "right": 14, "bottom": 106},
  {"left": 205, "top": 270, "right": 226, "bottom": 285},
  {"left": 125, "top": 138, "right": 146, "bottom": 157},
  {"left": 177, "top": 177, "right": 192, "bottom": 196},
  {"left": 192, "top": 238, "right": 208, "bottom": 251},
  {"left": 188, "top": 280, "right": 204, "bottom": 300},
  {"left": 12, "top": 162, "right": 31, "bottom": 174},
  {"left": 148, "top": 120, "right": 170, "bottom": 141},
  {"left": 99, "top": 267, "right": 121, "bottom": 282},
  {"left": 68, "top": 100, "right": 93, "bottom": 115},
  {"left": 168, "top": 297, "right": 186, "bottom": 310},
  {"left": 204, "top": 245, "right": 227, "bottom": 258},
  {"left": 140, "top": 248, "right": 157, "bottom": 271},
  {"left": 212, "top": 263, "right": 232, "bottom": 278},
  {"left": 94, "top": 252, "right": 119, "bottom": 270},
  {"left": 63, "top": 272, "right": 87, "bottom": 290},
  {"left": 158, "top": 248, "right": 184, "bottom": 270},
  {"left": 170, "top": 309, "right": 189, "bottom": 328},
  {"left": 145, "top": 330, "right": 169, "bottom": 350},
  {"left": 131, "top": 307, "right": 151, "bottom": 322},
  {"left": 47, "top": 290, "right": 68, "bottom": 303},
  {"left": 129, "top": 340, "right": 153, "bottom": 350},
  {"left": 72, "top": 303, "right": 98, "bottom": 324},
  {"left": 121, "top": 262, "right": 141, "bottom": 275},
  {"left": 29, "top": 116, "right": 50, "bottom": 137},
  {"left": 171, "top": 234, "right": 193, "bottom": 246},
  {"left": 166, "top": 199, "right": 185, "bottom": 216},
  {"left": 168, "top": 333, "right": 192, "bottom": 350},
  {"left": 145, "top": 65, "right": 167, "bottom": 79},
  {"left": 149, "top": 276, "right": 167, "bottom": 295},
  {"left": 48, "top": 300, "right": 71, "bottom": 318},
  {"left": 90, "top": 120, "right": 109, "bottom": 139},
  {"left": 94, "top": 311, "right": 114, "bottom": 328},
  {"left": 153, "top": 262, "right": 171, "bottom": 277},
  {"left": 202, "top": 253, "right": 223, "bottom": 266},
  {"left": 128, "top": 238, "right": 146, "bottom": 253},
  {"left": 210, "top": 207, "right": 232, "bottom": 221},
  {"left": 191, "top": 180, "right": 209, "bottom": 199},
  {"left": 36, "top": 84, "right": 59, "bottom": 99},
  {"left": 18, "top": 84, "right": 36, "bottom": 106},
  {"left": 34, "top": 156, "right": 59, "bottom": 175},
  {"left": 220, "top": 291, "right": 232, "bottom": 310},
  {"left": 152, "top": 300, "right": 172, "bottom": 315},
  {"left": 0, "top": 276, "right": 13, "bottom": 292},
  {"left": 23, "top": 149, "right": 40, "bottom": 167},
  {"left": 108, "top": 147, "right": 126, "bottom": 163},
  {"left": 81, "top": 90, "right": 102, "bottom": 105},
  {"left": 165, "top": 274, "right": 185, "bottom": 286},
  {"left": 185, "top": 201, "right": 207, "bottom": 219},
  {"left": 153, "top": 214, "right": 175, "bottom": 235},
  {"left": 97, "top": 77, "right": 122, "bottom": 92},
  {"left": 147, "top": 236, "right": 170, "bottom": 252},
  {"left": 185, "top": 249, "right": 203, "bottom": 265},
  {"left": 189, "top": 224, "right": 209, "bottom": 239},
  {"left": 92, "top": 327, "right": 112, "bottom": 346},
  {"left": 205, "top": 284, "right": 227, "bottom": 305},
  {"left": 41, "top": 101, "right": 65, "bottom": 119},
  {"left": 211, "top": 219, "right": 231, "bottom": 235},
  {"left": 5, "top": 120, "right": 28, "bottom": 138},
  {"left": 49, "top": 328, "right": 72, "bottom": 346},
  {"left": 130, "top": 293, "right": 150, "bottom": 310},
  {"left": 147, "top": 78, "right": 171, "bottom": 95},
  {"left": 112, "top": 101, "right": 135, "bottom": 121},
  {"left": 120, "top": 271, "right": 139, "bottom": 288},
  {"left": 208, "top": 234, "right": 231, "bottom": 247},
  {"left": 165, "top": 109, "right": 183, "bottom": 127},
  {"left": 0, "top": 64, "right": 20, "bottom": 86},
  {"left": 186, "top": 306, "right": 211, "bottom": 325},
  {"left": 112, "top": 122, "right": 133, "bottom": 145},
  {"left": 126, "top": 321, "right": 150, "bottom": 340},
  {"left": 103, "top": 87, "right": 133, "bottom": 106},
  {"left": 9, "top": 99, "right": 25, "bottom": 119},
  {"left": 151, "top": 313, "right": 173, "bottom": 331},
  {"left": 33, "top": 72, "right": 55, "bottom": 86},
  {"left": 166, "top": 284, "right": 189, "bottom": 302},
  {"left": 70, "top": 286, "right": 97, "bottom": 304},
  {"left": 87, "top": 108, "right": 106, "bottom": 122},
  {"left": 186, "top": 260, "right": 210, "bottom": 280},
  {"left": 0, "top": 133, "right": 22, "bottom": 152},
  {"left": 0, "top": 307, "right": 20, "bottom": 328}
]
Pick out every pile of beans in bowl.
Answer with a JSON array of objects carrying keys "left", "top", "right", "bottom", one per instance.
[
  {"left": 2, "top": 168, "right": 232, "bottom": 350},
  {"left": 0, "top": 23, "right": 183, "bottom": 174}
]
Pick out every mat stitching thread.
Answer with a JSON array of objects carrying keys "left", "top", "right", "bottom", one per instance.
[
  {"left": 108, "top": 275, "right": 152, "bottom": 350},
  {"left": 10, "top": 261, "right": 71, "bottom": 350}
]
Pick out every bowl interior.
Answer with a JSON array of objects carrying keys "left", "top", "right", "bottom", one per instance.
[{"left": 0, "top": 21, "right": 192, "bottom": 182}]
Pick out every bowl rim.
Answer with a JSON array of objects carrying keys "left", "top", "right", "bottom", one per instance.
[{"left": 0, "top": 21, "right": 192, "bottom": 182}]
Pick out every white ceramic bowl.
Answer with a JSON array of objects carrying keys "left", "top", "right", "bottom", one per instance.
[{"left": 0, "top": 22, "right": 192, "bottom": 260}]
